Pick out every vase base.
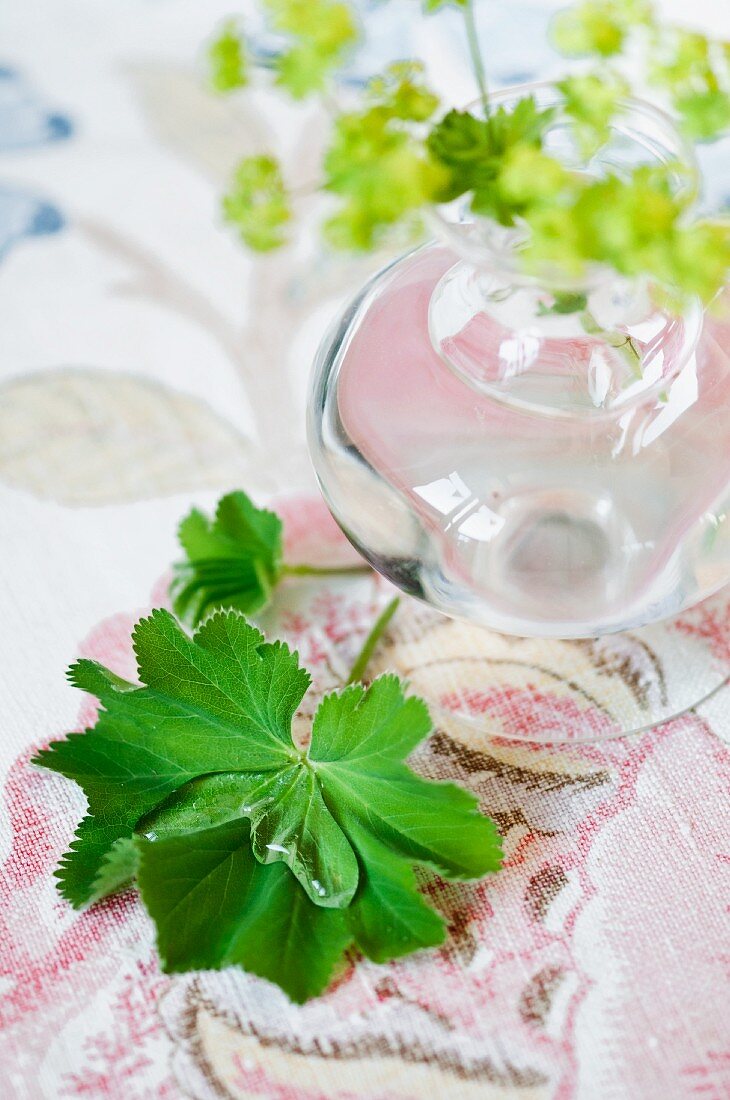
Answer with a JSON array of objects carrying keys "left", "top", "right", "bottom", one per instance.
[{"left": 367, "top": 586, "right": 730, "bottom": 744}]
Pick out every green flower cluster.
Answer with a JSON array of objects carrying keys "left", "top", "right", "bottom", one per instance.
[
  {"left": 264, "top": 0, "right": 358, "bottom": 98},
  {"left": 323, "top": 63, "right": 446, "bottom": 249},
  {"left": 209, "top": 19, "right": 248, "bottom": 93},
  {"left": 650, "top": 30, "right": 730, "bottom": 141},
  {"left": 209, "top": 0, "right": 730, "bottom": 304},
  {"left": 552, "top": 0, "right": 730, "bottom": 144},
  {"left": 222, "top": 155, "right": 290, "bottom": 252},
  {"left": 210, "top": 0, "right": 357, "bottom": 99},
  {"left": 522, "top": 164, "right": 730, "bottom": 303},
  {"left": 551, "top": 0, "right": 653, "bottom": 59}
]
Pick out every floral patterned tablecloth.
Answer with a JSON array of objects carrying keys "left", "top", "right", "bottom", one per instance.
[{"left": 1, "top": 2, "right": 729, "bottom": 1098}]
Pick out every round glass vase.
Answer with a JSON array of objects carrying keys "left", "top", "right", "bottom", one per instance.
[{"left": 308, "top": 85, "right": 730, "bottom": 742}]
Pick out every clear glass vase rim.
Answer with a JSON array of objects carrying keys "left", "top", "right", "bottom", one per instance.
[{"left": 427, "top": 80, "right": 700, "bottom": 292}]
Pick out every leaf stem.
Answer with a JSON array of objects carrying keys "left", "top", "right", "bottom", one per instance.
[
  {"left": 346, "top": 597, "right": 400, "bottom": 685},
  {"left": 282, "top": 563, "right": 372, "bottom": 577},
  {"left": 579, "top": 308, "right": 643, "bottom": 382},
  {"left": 464, "top": 0, "right": 490, "bottom": 120}
]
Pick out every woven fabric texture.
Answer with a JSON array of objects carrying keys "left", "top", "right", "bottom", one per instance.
[{"left": 0, "top": 1, "right": 728, "bottom": 1097}]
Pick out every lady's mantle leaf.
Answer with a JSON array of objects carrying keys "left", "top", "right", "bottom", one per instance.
[
  {"left": 89, "top": 836, "right": 139, "bottom": 904},
  {"left": 170, "top": 490, "right": 283, "bottom": 627},
  {"left": 342, "top": 822, "right": 447, "bottom": 962},
  {"left": 138, "top": 807, "right": 353, "bottom": 1003},
  {"left": 308, "top": 680, "right": 502, "bottom": 959},
  {"left": 34, "top": 609, "right": 318, "bottom": 906},
  {"left": 310, "top": 678, "right": 500, "bottom": 884},
  {"left": 36, "top": 608, "right": 502, "bottom": 994}
]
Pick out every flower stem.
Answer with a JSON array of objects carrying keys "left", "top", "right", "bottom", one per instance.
[
  {"left": 346, "top": 597, "right": 400, "bottom": 685},
  {"left": 579, "top": 308, "right": 643, "bottom": 381},
  {"left": 464, "top": 0, "right": 490, "bottom": 119},
  {"left": 282, "top": 563, "right": 372, "bottom": 577}
]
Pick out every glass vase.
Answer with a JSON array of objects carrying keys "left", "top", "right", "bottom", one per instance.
[{"left": 307, "top": 85, "right": 730, "bottom": 741}]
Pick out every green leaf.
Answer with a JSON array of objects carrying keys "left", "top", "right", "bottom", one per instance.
[
  {"left": 427, "top": 100, "right": 557, "bottom": 223},
  {"left": 55, "top": 814, "right": 139, "bottom": 907},
  {"left": 90, "top": 836, "right": 139, "bottom": 903},
  {"left": 246, "top": 765, "right": 360, "bottom": 906},
  {"left": 35, "top": 609, "right": 311, "bottom": 904},
  {"left": 137, "top": 818, "right": 352, "bottom": 1002},
  {"left": 308, "top": 675, "right": 432, "bottom": 764},
  {"left": 171, "top": 490, "right": 283, "bottom": 627},
  {"left": 492, "top": 96, "right": 558, "bottom": 149},
  {"left": 304, "top": 677, "right": 501, "bottom": 959},
  {"left": 427, "top": 110, "right": 493, "bottom": 181},
  {"left": 139, "top": 768, "right": 444, "bottom": 973},
  {"left": 39, "top": 608, "right": 502, "bottom": 999},
  {"left": 307, "top": 677, "right": 502, "bottom": 932},
  {"left": 132, "top": 668, "right": 501, "bottom": 934},
  {"left": 344, "top": 823, "right": 446, "bottom": 961},
  {"left": 139, "top": 769, "right": 356, "bottom": 907}
]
